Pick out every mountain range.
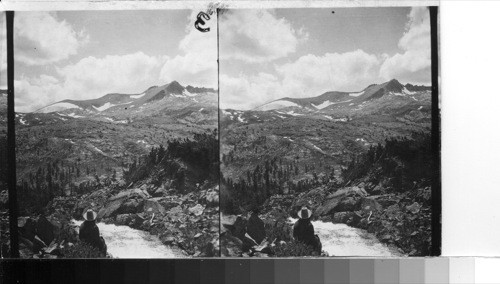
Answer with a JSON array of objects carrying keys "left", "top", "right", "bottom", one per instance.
[
  {"left": 222, "top": 79, "right": 431, "bottom": 126},
  {"left": 254, "top": 79, "right": 430, "bottom": 112}
]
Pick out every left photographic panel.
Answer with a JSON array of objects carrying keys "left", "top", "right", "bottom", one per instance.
[
  {"left": 0, "top": 11, "right": 9, "bottom": 258},
  {"left": 13, "top": 10, "right": 219, "bottom": 258}
]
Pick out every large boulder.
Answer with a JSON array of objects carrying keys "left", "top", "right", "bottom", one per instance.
[
  {"left": 0, "top": 190, "right": 8, "bottom": 209},
  {"left": 336, "top": 196, "right": 361, "bottom": 212},
  {"left": 188, "top": 204, "right": 205, "bottom": 216},
  {"left": 316, "top": 186, "right": 368, "bottom": 216},
  {"left": 97, "top": 199, "right": 126, "bottom": 219},
  {"left": 369, "top": 184, "right": 384, "bottom": 195},
  {"left": 161, "top": 201, "right": 181, "bottom": 211},
  {"left": 246, "top": 213, "right": 266, "bottom": 244},
  {"left": 97, "top": 188, "right": 149, "bottom": 219},
  {"left": 35, "top": 216, "right": 59, "bottom": 245},
  {"left": 116, "top": 214, "right": 131, "bottom": 225},
  {"left": 384, "top": 204, "right": 402, "bottom": 219},
  {"left": 143, "top": 198, "right": 166, "bottom": 215},
  {"left": 129, "top": 214, "right": 146, "bottom": 228},
  {"left": 221, "top": 214, "right": 238, "bottom": 233},
  {"left": 360, "top": 197, "right": 383, "bottom": 213},
  {"left": 18, "top": 217, "right": 36, "bottom": 242},
  {"left": 222, "top": 215, "right": 247, "bottom": 240},
  {"left": 205, "top": 190, "right": 219, "bottom": 206},
  {"left": 315, "top": 198, "right": 341, "bottom": 216},
  {"left": 406, "top": 202, "right": 421, "bottom": 214},
  {"left": 220, "top": 231, "right": 243, "bottom": 257},
  {"left": 152, "top": 188, "right": 168, "bottom": 198},
  {"left": 289, "top": 187, "right": 327, "bottom": 218},
  {"left": 326, "top": 186, "right": 367, "bottom": 199},
  {"left": 109, "top": 188, "right": 149, "bottom": 202},
  {"left": 262, "top": 195, "right": 295, "bottom": 215},
  {"left": 262, "top": 214, "right": 293, "bottom": 243},
  {"left": 18, "top": 237, "right": 34, "bottom": 258},
  {"left": 332, "top": 211, "right": 361, "bottom": 226},
  {"left": 119, "top": 199, "right": 143, "bottom": 214}
]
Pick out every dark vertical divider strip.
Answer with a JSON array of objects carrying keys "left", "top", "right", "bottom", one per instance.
[
  {"left": 6, "top": 10, "right": 19, "bottom": 259},
  {"left": 430, "top": 5, "right": 441, "bottom": 256}
]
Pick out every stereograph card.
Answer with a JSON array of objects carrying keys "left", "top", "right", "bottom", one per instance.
[{"left": 0, "top": 0, "right": 440, "bottom": 260}]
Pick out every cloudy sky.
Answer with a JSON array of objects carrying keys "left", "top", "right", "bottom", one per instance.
[
  {"left": 1, "top": 13, "right": 6, "bottom": 89},
  {"left": 14, "top": 10, "right": 217, "bottom": 112},
  {"left": 219, "top": 7, "right": 431, "bottom": 110}
]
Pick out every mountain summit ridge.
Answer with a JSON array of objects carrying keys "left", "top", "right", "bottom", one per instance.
[
  {"left": 253, "top": 79, "right": 431, "bottom": 113},
  {"left": 34, "top": 81, "right": 217, "bottom": 114}
]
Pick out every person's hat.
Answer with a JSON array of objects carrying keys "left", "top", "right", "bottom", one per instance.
[
  {"left": 83, "top": 209, "right": 97, "bottom": 221},
  {"left": 298, "top": 206, "right": 312, "bottom": 219}
]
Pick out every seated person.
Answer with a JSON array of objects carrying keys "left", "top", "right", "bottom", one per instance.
[
  {"left": 79, "top": 209, "right": 107, "bottom": 254},
  {"left": 293, "top": 206, "right": 322, "bottom": 254}
]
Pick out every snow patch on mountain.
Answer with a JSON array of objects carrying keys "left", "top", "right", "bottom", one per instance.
[
  {"left": 88, "top": 144, "right": 106, "bottom": 156},
  {"left": 311, "top": 144, "right": 323, "bottom": 152},
  {"left": 130, "top": 92, "right": 146, "bottom": 99},
  {"left": 183, "top": 90, "right": 197, "bottom": 97},
  {"left": 93, "top": 103, "right": 115, "bottom": 112},
  {"left": 237, "top": 114, "right": 246, "bottom": 123},
  {"left": 313, "top": 99, "right": 352, "bottom": 109},
  {"left": 286, "top": 111, "right": 302, "bottom": 116},
  {"left": 312, "top": 100, "right": 334, "bottom": 109},
  {"left": 93, "top": 102, "right": 131, "bottom": 112},
  {"left": 402, "top": 87, "right": 416, "bottom": 95},
  {"left": 67, "top": 113, "right": 84, "bottom": 118},
  {"left": 257, "top": 100, "right": 299, "bottom": 111},
  {"left": 37, "top": 102, "right": 81, "bottom": 113},
  {"left": 350, "top": 91, "right": 365, "bottom": 97}
]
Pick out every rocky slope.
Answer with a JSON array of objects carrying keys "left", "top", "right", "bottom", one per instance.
[{"left": 0, "top": 90, "right": 8, "bottom": 257}]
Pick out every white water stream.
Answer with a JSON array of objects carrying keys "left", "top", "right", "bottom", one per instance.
[
  {"left": 72, "top": 220, "right": 182, "bottom": 258},
  {"left": 288, "top": 218, "right": 401, "bottom": 256}
]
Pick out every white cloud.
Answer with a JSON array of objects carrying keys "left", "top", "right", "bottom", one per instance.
[
  {"left": 160, "top": 11, "right": 217, "bottom": 89},
  {"left": 57, "top": 52, "right": 162, "bottom": 97},
  {"left": 220, "top": 72, "right": 281, "bottom": 109},
  {"left": 14, "top": 12, "right": 89, "bottom": 66},
  {"left": 15, "top": 52, "right": 163, "bottom": 112},
  {"left": 277, "top": 50, "right": 382, "bottom": 96},
  {"left": 379, "top": 7, "right": 431, "bottom": 85},
  {"left": 1, "top": 15, "right": 7, "bottom": 87},
  {"left": 221, "top": 50, "right": 382, "bottom": 110},
  {"left": 220, "top": 9, "right": 308, "bottom": 63},
  {"left": 15, "top": 75, "right": 64, "bottom": 112}
]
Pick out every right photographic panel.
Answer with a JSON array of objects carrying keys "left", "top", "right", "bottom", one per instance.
[{"left": 219, "top": 7, "right": 438, "bottom": 257}]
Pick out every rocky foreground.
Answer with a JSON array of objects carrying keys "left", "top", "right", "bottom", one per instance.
[
  {"left": 16, "top": 182, "right": 219, "bottom": 258},
  {"left": 222, "top": 180, "right": 432, "bottom": 257}
]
